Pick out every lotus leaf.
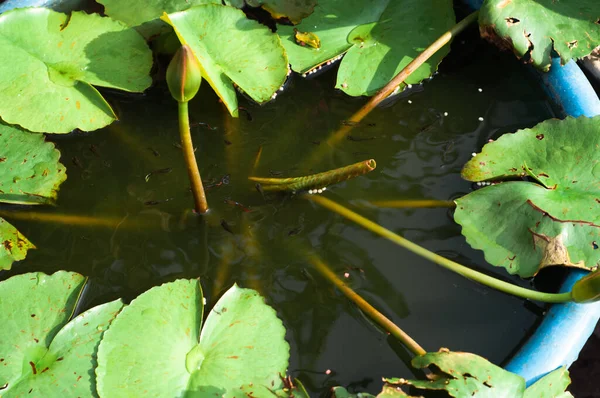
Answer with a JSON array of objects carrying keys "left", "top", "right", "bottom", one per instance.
[
  {"left": 0, "top": 217, "right": 34, "bottom": 270},
  {"left": 0, "top": 272, "right": 123, "bottom": 397},
  {"left": 0, "top": 122, "right": 66, "bottom": 205},
  {"left": 524, "top": 367, "right": 573, "bottom": 398},
  {"left": 399, "top": 350, "right": 526, "bottom": 397},
  {"left": 96, "top": 280, "right": 289, "bottom": 396},
  {"left": 163, "top": 5, "right": 289, "bottom": 117},
  {"left": 480, "top": 0, "right": 600, "bottom": 71},
  {"left": 332, "top": 386, "right": 416, "bottom": 397},
  {"left": 455, "top": 116, "right": 600, "bottom": 277},
  {"left": 0, "top": 8, "right": 152, "bottom": 133},
  {"left": 96, "top": 0, "right": 220, "bottom": 38},
  {"left": 278, "top": 0, "right": 455, "bottom": 96}
]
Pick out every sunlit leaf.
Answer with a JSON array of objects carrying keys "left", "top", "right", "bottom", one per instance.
[
  {"left": 96, "top": 0, "right": 220, "bottom": 38},
  {"left": 332, "top": 385, "right": 417, "bottom": 397},
  {"left": 0, "top": 123, "right": 66, "bottom": 205},
  {"left": 279, "top": 0, "right": 455, "bottom": 96},
  {"left": 96, "top": 281, "right": 289, "bottom": 396},
  {"left": 0, "top": 272, "right": 122, "bottom": 397},
  {"left": 399, "top": 350, "right": 525, "bottom": 397},
  {"left": 163, "top": 4, "right": 288, "bottom": 116},
  {"left": 524, "top": 367, "right": 573, "bottom": 398},
  {"left": 479, "top": 0, "right": 600, "bottom": 71},
  {"left": 0, "top": 217, "right": 34, "bottom": 270},
  {"left": 455, "top": 116, "right": 600, "bottom": 277},
  {"left": 0, "top": 8, "right": 152, "bottom": 133}
]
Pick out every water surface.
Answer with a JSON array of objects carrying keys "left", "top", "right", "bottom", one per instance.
[{"left": 1, "top": 39, "right": 555, "bottom": 395}]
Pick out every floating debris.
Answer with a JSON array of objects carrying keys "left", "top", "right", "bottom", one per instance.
[
  {"left": 294, "top": 28, "right": 321, "bottom": 49},
  {"left": 249, "top": 160, "right": 375, "bottom": 193}
]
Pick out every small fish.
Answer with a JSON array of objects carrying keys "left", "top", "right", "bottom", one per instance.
[
  {"left": 224, "top": 199, "right": 252, "bottom": 213},
  {"left": 287, "top": 226, "right": 302, "bottom": 236},
  {"left": 255, "top": 183, "right": 267, "bottom": 201},
  {"left": 294, "top": 28, "right": 321, "bottom": 49},
  {"left": 238, "top": 107, "right": 253, "bottom": 121},
  {"left": 89, "top": 144, "right": 101, "bottom": 157},
  {"left": 72, "top": 156, "right": 83, "bottom": 169},
  {"left": 205, "top": 174, "right": 230, "bottom": 190},
  {"left": 347, "top": 135, "right": 376, "bottom": 142},
  {"left": 144, "top": 198, "right": 173, "bottom": 206},
  {"left": 148, "top": 147, "right": 160, "bottom": 157},
  {"left": 190, "top": 122, "right": 217, "bottom": 131},
  {"left": 145, "top": 167, "right": 172, "bottom": 182},
  {"left": 220, "top": 219, "right": 234, "bottom": 234},
  {"left": 173, "top": 142, "right": 197, "bottom": 152}
]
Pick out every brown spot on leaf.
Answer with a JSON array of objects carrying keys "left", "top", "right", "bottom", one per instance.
[
  {"left": 536, "top": 134, "right": 544, "bottom": 140},
  {"left": 75, "top": 101, "right": 81, "bottom": 110},
  {"left": 29, "top": 361, "right": 37, "bottom": 374},
  {"left": 567, "top": 40, "right": 578, "bottom": 50},
  {"left": 480, "top": 24, "right": 517, "bottom": 54},
  {"left": 505, "top": 17, "right": 519, "bottom": 27},
  {"left": 3, "top": 240, "right": 13, "bottom": 253},
  {"left": 227, "top": 356, "right": 239, "bottom": 359},
  {"left": 0, "top": 157, "right": 5, "bottom": 162},
  {"left": 531, "top": 231, "right": 585, "bottom": 272},
  {"left": 497, "top": 0, "right": 511, "bottom": 7}
]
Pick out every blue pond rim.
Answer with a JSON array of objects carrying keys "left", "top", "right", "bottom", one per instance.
[{"left": 463, "top": 0, "right": 600, "bottom": 386}]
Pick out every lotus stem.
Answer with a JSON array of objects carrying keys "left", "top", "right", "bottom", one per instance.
[
  {"left": 366, "top": 200, "right": 456, "bottom": 209},
  {"left": 303, "top": 11, "right": 480, "bottom": 168},
  {"left": 304, "top": 194, "right": 573, "bottom": 304},
  {"left": 249, "top": 159, "right": 376, "bottom": 192},
  {"left": 178, "top": 101, "right": 208, "bottom": 213},
  {"left": 309, "top": 254, "right": 426, "bottom": 357}
]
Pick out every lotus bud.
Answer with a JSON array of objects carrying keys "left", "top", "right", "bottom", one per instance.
[
  {"left": 166, "top": 45, "right": 202, "bottom": 103},
  {"left": 571, "top": 270, "right": 600, "bottom": 303}
]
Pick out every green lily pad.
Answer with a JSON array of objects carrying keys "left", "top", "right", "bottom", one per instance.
[
  {"left": 97, "top": 0, "right": 220, "bottom": 38},
  {"left": 278, "top": 0, "right": 455, "bottom": 96},
  {"left": 455, "top": 116, "right": 600, "bottom": 277},
  {"left": 163, "top": 4, "right": 289, "bottom": 117},
  {"left": 0, "top": 217, "right": 34, "bottom": 271},
  {"left": 0, "top": 8, "right": 152, "bottom": 133},
  {"left": 96, "top": 280, "right": 290, "bottom": 396},
  {"left": 332, "top": 386, "right": 415, "bottom": 397},
  {"left": 0, "top": 272, "right": 123, "bottom": 396},
  {"left": 0, "top": 123, "right": 66, "bottom": 205},
  {"left": 399, "top": 350, "right": 525, "bottom": 397},
  {"left": 479, "top": 0, "right": 600, "bottom": 71},
  {"left": 524, "top": 367, "right": 573, "bottom": 398}
]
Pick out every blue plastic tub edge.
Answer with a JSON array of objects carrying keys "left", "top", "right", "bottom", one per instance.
[
  {"left": 504, "top": 58, "right": 600, "bottom": 385},
  {"left": 463, "top": 0, "right": 600, "bottom": 386}
]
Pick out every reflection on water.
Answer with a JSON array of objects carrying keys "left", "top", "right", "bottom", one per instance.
[{"left": 1, "top": 39, "right": 555, "bottom": 395}]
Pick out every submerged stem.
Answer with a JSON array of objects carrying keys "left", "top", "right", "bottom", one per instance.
[
  {"left": 178, "top": 101, "right": 208, "bottom": 213},
  {"left": 366, "top": 199, "right": 456, "bottom": 209},
  {"left": 304, "top": 194, "right": 573, "bottom": 304},
  {"left": 304, "top": 11, "right": 480, "bottom": 168},
  {"left": 249, "top": 159, "right": 376, "bottom": 192},
  {"left": 309, "top": 255, "right": 426, "bottom": 357}
]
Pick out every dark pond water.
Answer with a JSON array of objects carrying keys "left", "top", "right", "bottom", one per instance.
[{"left": 1, "top": 37, "right": 556, "bottom": 395}]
